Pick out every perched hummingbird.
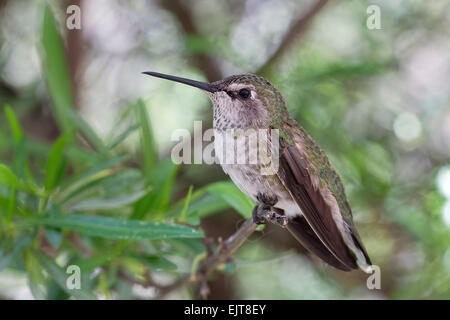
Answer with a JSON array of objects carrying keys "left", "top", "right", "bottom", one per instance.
[{"left": 143, "top": 72, "right": 372, "bottom": 272}]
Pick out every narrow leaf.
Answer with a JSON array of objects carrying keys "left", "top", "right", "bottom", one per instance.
[
  {"left": 4, "top": 105, "right": 23, "bottom": 143},
  {"left": 66, "top": 109, "right": 107, "bottom": 154},
  {"left": 108, "top": 123, "right": 140, "bottom": 149},
  {"left": 166, "top": 191, "right": 229, "bottom": 220},
  {"left": 205, "top": 181, "right": 254, "bottom": 218},
  {"left": 41, "top": 6, "right": 106, "bottom": 153},
  {"left": 41, "top": 5, "right": 74, "bottom": 132},
  {"left": 132, "top": 158, "right": 179, "bottom": 220},
  {"left": 45, "top": 132, "right": 71, "bottom": 191},
  {"left": 57, "top": 155, "right": 129, "bottom": 203},
  {"left": 44, "top": 229, "right": 63, "bottom": 249},
  {"left": 142, "top": 255, "right": 177, "bottom": 271},
  {"left": 32, "top": 215, "right": 203, "bottom": 240},
  {"left": 179, "top": 185, "right": 193, "bottom": 222},
  {"left": 0, "top": 164, "right": 21, "bottom": 189},
  {"left": 68, "top": 188, "right": 148, "bottom": 211},
  {"left": 35, "top": 252, "right": 96, "bottom": 300},
  {"left": 135, "top": 99, "right": 157, "bottom": 178}
]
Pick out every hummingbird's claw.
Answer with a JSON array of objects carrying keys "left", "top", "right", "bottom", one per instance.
[
  {"left": 256, "top": 193, "right": 278, "bottom": 207},
  {"left": 252, "top": 200, "right": 288, "bottom": 228},
  {"left": 252, "top": 205, "right": 266, "bottom": 225},
  {"left": 273, "top": 213, "right": 288, "bottom": 228},
  {"left": 261, "top": 207, "right": 288, "bottom": 228}
]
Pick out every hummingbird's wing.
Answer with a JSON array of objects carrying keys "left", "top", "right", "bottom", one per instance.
[
  {"left": 286, "top": 215, "right": 353, "bottom": 271},
  {"left": 276, "top": 123, "right": 371, "bottom": 272}
]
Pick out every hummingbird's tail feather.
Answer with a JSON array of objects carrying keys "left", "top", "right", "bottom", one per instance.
[
  {"left": 286, "top": 216, "right": 353, "bottom": 271},
  {"left": 348, "top": 228, "right": 372, "bottom": 272}
]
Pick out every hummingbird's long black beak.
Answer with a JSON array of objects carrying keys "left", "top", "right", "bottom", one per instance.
[{"left": 142, "top": 71, "right": 219, "bottom": 93}]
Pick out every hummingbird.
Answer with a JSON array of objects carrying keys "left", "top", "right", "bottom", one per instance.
[{"left": 143, "top": 71, "right": 372, "bottom": 272}]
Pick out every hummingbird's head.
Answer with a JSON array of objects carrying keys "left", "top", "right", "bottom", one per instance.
[{"left": 142, "top": 72, "right": 288, "bottom": 128}]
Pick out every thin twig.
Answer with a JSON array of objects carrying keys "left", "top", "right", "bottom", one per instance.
[
  {"left": 157, "top": 0, "right": 223, "bottom": 82},
  {"left": 67, "top": 232, "right": 92, "bottom": 257},
  {"left": 257, "top": 0, "right": 329, "bottom": 75},
  {"left": 116, "top": 267, "right": 164, "bottom": 289},
  {"left": 156, "top": 218, "right": 258, "bottom": 299},
  {"left": 202, "top": 237, "right": 214, "bottom": 257},
  {"left": 156, "top": 274, "right": 191, "bottom": 299},
  {"left": 198, "top": 218, "right": 257, "bottom": 278}
]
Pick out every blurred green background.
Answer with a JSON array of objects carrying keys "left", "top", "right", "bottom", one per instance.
[{"left": 1, "top": 0, "right": 450, "bottom": 299}]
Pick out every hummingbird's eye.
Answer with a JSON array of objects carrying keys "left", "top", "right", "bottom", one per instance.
[{"left": 238, "top": 88, "right": 251, "bottom": 99}]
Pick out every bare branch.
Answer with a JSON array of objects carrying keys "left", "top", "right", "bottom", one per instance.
[
  {"left": 67, "top": 232, "right": 92, "bottom": 257},
  {"left": 156, "top": 274, "right": 191, "bottom": 299},
  {"left": 117, "top": 267, "right": 164, "bottom": 289},
  {"left": 156, "top": 218, "right": 258, "bottom": 299},
  {"left": 257, "top": 0, "right": 329, "bottom": 75},
  {"left": 157, "top": 0, "right": 223, "bottom": 81},
  {"left": 198, "top": 218, "right": 257, "bottom": 278}
]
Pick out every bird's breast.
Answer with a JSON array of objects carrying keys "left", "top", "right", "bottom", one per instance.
[{"left": 214, "top": 130, "right": 301, "bottom": 216}]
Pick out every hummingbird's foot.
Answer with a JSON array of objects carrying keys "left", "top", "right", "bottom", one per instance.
[
  {"left": 268, "top": 210, "right": 289, "bottom": 228},
  {"left": 262, "top": 208, "right": 288, "bottom": 228},
  {"left": 252, "top": 205, "right": 266, "bottom": 225},
  {"left": 252, "top": 193, "right": 288, "bottom": 228},
  {"left": 253, "top": 204, "right": 288, "bottom": 228},
  {"left": 256, "top": 193, "right": 278, "bottom": 207}
]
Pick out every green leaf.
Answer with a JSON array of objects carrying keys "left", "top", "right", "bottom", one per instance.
[
  {"left": 24, "top": 250, "right": 46, "bottom": 300},
  {"left": 35, "top": 252, "right": 96, "bottom": 300},
  {"left": 142, "top": 255, "right": 177, "bottom": 272},
  {"left": 0, "top": 163, "right": 22, "bottom": 189},
  {"left": 132, "top": 158, "right": 179, "bottom": 220},
  {"left": 167, "top": 238, "right": 205, "bottom": 255},
  {"left": 0, "top": 235, "right": 33, "bottom": 271},
  {"left": 68, "top": 188, "right": 148, "bottom": 211},
  {"left": 41, "top": 6, "right": 106, "bottom": 154},
  {"left": 0, "top": 133, "right": 101, "bottom": 168},
  {"left": 108, "top": 123, "right": 140, "bottom": 149},
  {"left": 41, "top": 5, "right": 74, "bottom": 132},
  {"left": 60, "top": 169, "right": 143, "bottom": 210},
  {"left": 44, "top": 229, "right": 63, "bottom": 249},
  {"left": 205, "top": 181, "right": 254, "bottom": 218},
  {"left": 57, "top": 155, "right": 129, "bottom": 204},
  {"left": 3, "top": 105, "right": 32, "bottom": 181},
  {"left": 4, "top": 105, "right": 23, "bottom": 143},
  {"left": 66, "top": 109, "right": 107, "bottom": 154},
  {"left": 166, "top": 182, "right": 254, "bottom": 220},
  {"left": 45, "top": 132, "right": 71, "bottom": 191},
  {"left": 0, "top": 195, "right": 9, "bottom": 211},
  {"left": 166, "top": 191, "right": 229, "bottom": 221},
  {"left": 179, "top": 185, "right": 193, "bottom": 222},
  {"left": 32, "top": 215, "right": 204, "bottom": 240},
  {"left": 105, "top": 101, "right": 135, "bottom": 142},
  {"left": 72, "top": 254, "right": 113, "bottom": 272},
  {"left": 135, "top": 99, "right": 157, "bottom": 178},
  {"left": 0, "top": 164, "right": 43, "bottom": 201},
  {"left": 28, "top": 275, "right": 47, "bottom": 300}
]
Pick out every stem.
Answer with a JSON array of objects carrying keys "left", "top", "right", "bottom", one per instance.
[
  {"left": 258, "top": 0, "right": 330, "bottom": 75},
  {"left": 157, "top": 218, "right": 258, "bottom": 299},
  {"left": 198, "top": 218, "right": 258, "bottom": 277}
]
